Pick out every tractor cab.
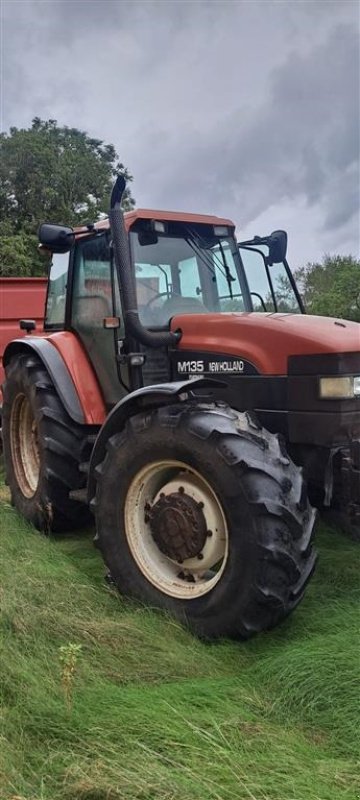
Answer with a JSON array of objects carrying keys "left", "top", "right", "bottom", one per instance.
[{"left": 40, "top": 211, "right": 304, "bottom": 405}]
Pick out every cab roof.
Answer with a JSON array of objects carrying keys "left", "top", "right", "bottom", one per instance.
[{"left": 74, "top": 208, "right": 235, "bottom": 236}]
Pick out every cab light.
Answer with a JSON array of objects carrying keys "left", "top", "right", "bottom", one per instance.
[
  {"left": 152, "top": 220, "right": 166, "bottom": 234},
  {"left": 319, "top": 376, "right": 360, "bottom": 399},
  {"left": 214, "top": 225, "right": 230, "bottom": 237}
]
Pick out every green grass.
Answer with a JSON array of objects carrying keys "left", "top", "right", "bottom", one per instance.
[{"left": 0, "top": 489, "right": 359, "bottom": 800}]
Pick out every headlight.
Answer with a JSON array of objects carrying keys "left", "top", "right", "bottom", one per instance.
[{"left": 319, "top": 376, "right": 360, "bottom": 399}]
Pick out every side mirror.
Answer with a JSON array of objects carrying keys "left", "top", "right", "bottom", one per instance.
[
  {"left": 38, "top": 223, "right": 75, "bottom": 254},
  {"left": 268, "top": 230, "right": 287, "bottom": 265}
]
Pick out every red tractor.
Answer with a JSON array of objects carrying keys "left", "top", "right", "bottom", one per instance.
[{"left": 2, "top": 176, "right": 359, "bottom": 639}]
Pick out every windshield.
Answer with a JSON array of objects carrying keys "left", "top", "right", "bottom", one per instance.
[
  {"left": 238, "top": 246, "right": 302, "bottom": 313},
  {"left": 130, "top": 226, "right": 248, "bottom": 326}
]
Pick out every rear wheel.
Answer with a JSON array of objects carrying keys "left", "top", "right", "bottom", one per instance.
[
  {"left": 2, "top": 353, "right": 95, "bottom": 532},
  {"left": 94, "top": 402, "right": 317, "bottom": 639}
]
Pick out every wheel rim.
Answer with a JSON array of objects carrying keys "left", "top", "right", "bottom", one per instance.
[
  {"left": 124, "top": 460, "right": 229, "bottom": 599},
  {"left": 10, "top": 393, "right": 40, "bottom": 498}
]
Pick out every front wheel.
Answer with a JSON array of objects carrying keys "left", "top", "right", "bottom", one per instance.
[
  {"left": 94, "top": 403, "right": 317, "bottom": 639},
  {"left": 123, "top": 458, "right": 229, "bottom": 599},
  {"left": 2, "top": 353, "right": 95, "bottom": 532}
]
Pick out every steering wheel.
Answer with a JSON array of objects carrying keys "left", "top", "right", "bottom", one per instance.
[{"left": 144, "top": 291, "right": 179, "bottom": 308}]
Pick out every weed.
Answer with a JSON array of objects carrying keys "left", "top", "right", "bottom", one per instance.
[{"left": 59, "top": 643, "right": 82, "bottom": 711}]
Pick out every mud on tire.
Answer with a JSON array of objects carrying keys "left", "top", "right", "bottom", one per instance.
[
  {"left": 94, "top": 402, "right": 317, "bottom": 640},
  {"left": 2, "top": 353, "right": 96, "bottom": 532}
]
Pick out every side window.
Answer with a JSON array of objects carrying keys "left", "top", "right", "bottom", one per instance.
[
  {"left": 269, "top": 263, "right": 302, "bottom": 313},
  {"left": 45, "top": 252, "right": 69, "bottom": 327},
  {"left": 239, "top": 248, "right": 275, "bottom": 312},
  {"left": 72, "top": 234, "right": 122, "bottom": 329},
  {"left": 239, "top": 247, "right": 301, "bottom": 313}
]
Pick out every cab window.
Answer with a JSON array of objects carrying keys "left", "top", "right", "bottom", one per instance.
[
  {"left": 269, "top": 262, "right": 302, "bottom": 313},
  {"left": 71, "top": 233, "right": 124, "bottom": 406},
  {"left": 239, "top": 247, "right": 302, "bottom": 313},
  {"left": 45, "top": 252, "right": 69, "bottom": 327},
  {"left": 131, "top": 229, "right": 245, "bottom": 325},
  {"left": 72, "top": 233, "right": 122, "bottom": 329}
]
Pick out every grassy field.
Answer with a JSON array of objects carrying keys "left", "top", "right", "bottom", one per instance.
[{"left": 0, "top": 484, "right": 359, "bottom": 800}]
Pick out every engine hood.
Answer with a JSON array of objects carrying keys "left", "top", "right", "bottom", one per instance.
[{"left": 171, "top": 312, "right": 360, "bottom": 375}]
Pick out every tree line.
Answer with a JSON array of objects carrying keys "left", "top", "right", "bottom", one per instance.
[
  {"left": 294, "top": 256, "right": 360, "bottom": 322},
  {"left": 0, "top": 118, "right": 135, "bottom": 277},
  {"left": 0, "top": 119, "right": 358, "bottom": 321}
]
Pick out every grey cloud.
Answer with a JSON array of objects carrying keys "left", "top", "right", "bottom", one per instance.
[
  {"left": 323, "top": 163, "right": 359, "bottom": 230},
  {"left": 1, "top": 0, "right": 359, "bottom": 259},
  {"left": 154, "top": 22, "right": 359, "bottom": 237}
]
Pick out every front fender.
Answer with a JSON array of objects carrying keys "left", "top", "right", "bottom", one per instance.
[
  {"left": 87, "top": 377, "right": 225, "bottom": 505},
  {"left": 3, "top": 338, "right": 86, "bottom": 425}
]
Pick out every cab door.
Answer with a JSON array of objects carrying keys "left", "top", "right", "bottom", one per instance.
[{"left": 70, "top": 232, "right": 127, "bottom": 407}]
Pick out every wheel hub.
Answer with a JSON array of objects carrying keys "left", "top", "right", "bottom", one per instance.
[
  {"left": 146, "top": 489, "right": 208, "bottom": 562},
  {"left": 10, "top": 392, "right": 40, "bottom": 498},
  {"left": 124, "top": 460, "right": 228, "bottom": 599}
]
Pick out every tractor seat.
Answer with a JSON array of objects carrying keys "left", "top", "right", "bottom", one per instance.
[
  {"left": 157, "top": 295, "right": 208, "bottom": 325},
  {"left": 75, "top": 295, "right": 111, "bottom": 329}
]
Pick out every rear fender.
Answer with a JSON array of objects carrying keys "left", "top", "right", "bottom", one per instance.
[
  {"left": 87, "top": 377, "right": 225, "bottom": 505},
  {"left": 3, "top": 336, "right": 105, "bottom": 425}
]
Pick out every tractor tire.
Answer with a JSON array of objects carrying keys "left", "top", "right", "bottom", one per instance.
[
  {"left": 2, "top": 352, "right": 95, "bottom": 533},
  {"left": 94, "top": 402, "right": 317, "bottom": 640}
]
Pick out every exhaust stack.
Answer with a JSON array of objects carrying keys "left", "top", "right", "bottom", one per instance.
[{"left": 109, "top": 176, "right": 181, "bottom": 348}]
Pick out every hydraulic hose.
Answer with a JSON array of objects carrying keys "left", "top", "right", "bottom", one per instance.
[{"left": 109, "top": 176, "right": 181, "bottom": 348}]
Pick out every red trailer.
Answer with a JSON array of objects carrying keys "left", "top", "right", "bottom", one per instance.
[{"left": 0, "top": 277, "right": 46, "bottom": 405}]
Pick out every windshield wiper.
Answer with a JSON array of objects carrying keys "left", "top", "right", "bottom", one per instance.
[
  {"left": 184, "top": 227, "right": 235, "bottom": 298},
  {"left": 217, "top": 238, "right": 235, "bottom": 300}
]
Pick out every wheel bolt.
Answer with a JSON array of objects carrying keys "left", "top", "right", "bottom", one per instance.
[
  {"left": 197, "top": 553, "right": 204, "bottom": 560},
  {"left": 178, "top": 486, "right": 185, "bottom": 494},
  {"left": 207, "top": 530, "right": 213, "bottom": 537},
  {"left": 197, "top": 501, "right": 204, "bottom": 509}
]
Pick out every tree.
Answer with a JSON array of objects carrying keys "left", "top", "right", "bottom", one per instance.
[
  {"left": 294, "top": 255, "right": 360, "bottom": 322},
  {"left": 0, "top": 228, "right": 39, "bottom": 277},
  {"left": 0, "top": 118, "right": 135, "bottom": 275}
]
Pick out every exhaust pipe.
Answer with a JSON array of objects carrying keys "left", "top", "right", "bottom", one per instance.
[{"left": 109, "top": 175, "right": 181, "bottom": 348}]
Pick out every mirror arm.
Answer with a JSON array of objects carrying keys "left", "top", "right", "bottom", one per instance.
[
  {"left": 283, "top": 258, "right": 306, "bottom": 314},
  {"left": 264, "top": 259, "right": 278, "bottom": 311}
]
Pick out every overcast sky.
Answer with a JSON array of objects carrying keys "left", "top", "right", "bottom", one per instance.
[{"left": 1, "top": 0, "right": 359, "bottom": 266}]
